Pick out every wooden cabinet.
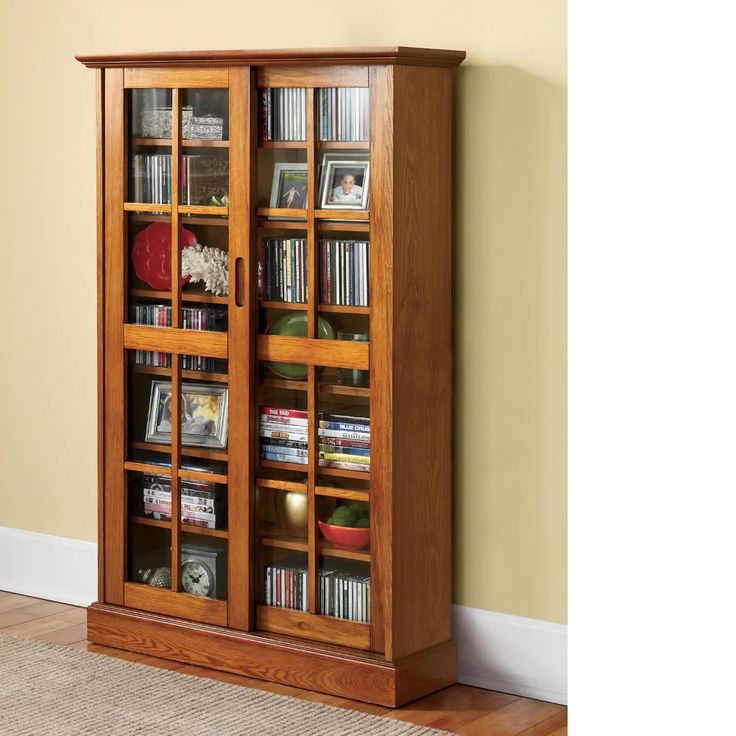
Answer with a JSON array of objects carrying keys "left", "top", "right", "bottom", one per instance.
[{"left": 76, "top": 46, "right": 464, "bottom": 707}]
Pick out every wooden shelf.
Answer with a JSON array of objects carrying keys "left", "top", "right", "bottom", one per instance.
[
  {"left": 321, "top": 542, "right": 370, "bottom": 563},
  {"left": 130, "top": 137, "right": 229, "bottom": 148},
  {"left": 259, "top": 458, "right": 308, "bottom": 474},
  {"left": 318, "top": 221, "right": 370, "bottom": 233},
  {"left": 260, "top": 530, "right": 370, "bottom": 563},
  {"left": 258, "top": 220, "right": 308, "bottom": 232},
  {"left": 260, "top": 532, "right": 307, "bottom": 553},
  {"left": 132, "top": 364, "right": 229, "bottom": 384},
  {"left": 315, "top": 485, "right": 370, "bottom": 502},
  {"left": 259, "top": 300, "right": 307, "bottom": 311},
  {"left": 259, "top": 140, "right": 306, "bottom": 149},
  {"left": 257, "top": 207, "right": 307, "bottom": 220},
  {"left": 130, "top": 288, "right": 228, "bottom": 305},
  {"left": 257, "top": 208, "right": 368, "bottom": 223},
  {"left": 130, "top": 213, "right": 228, "bottom": 227},
  {"left": 315, "top": 209, "right": 369, "bottom": 221},
  {"left": 318, "top": 304, "right": 370, "bottom": 315},
  {"left": 123, "top": 203, "right": 171, "bottom": 214},
  {"left": 258, "top": 140, "right": 368, "bottom": 150},
  {"left": 256, "top": 477, "right": 307, "bottom": 493},
  {"left": 259, "top": 377, "right": 370, "bottom": 399},
  {"left": 178, "top": 205, "right": 229, "bottom": 216},
  {"left": 319, "top": 466, "right": 371, "bottom": 482},
  {"left": 131, "top": 440, "right": 228, "bottom": 462},
  {"left": 130, "top": 515, "right": 229, "bottom": 539}
]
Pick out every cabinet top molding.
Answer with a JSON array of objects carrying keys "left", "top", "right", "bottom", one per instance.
[{"left": 75, "top": 46, "right": 466, "bottom": 69}]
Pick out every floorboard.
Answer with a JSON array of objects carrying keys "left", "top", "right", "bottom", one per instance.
[{"left": 0, "top": 591, "right": 567, "bottom": 734}]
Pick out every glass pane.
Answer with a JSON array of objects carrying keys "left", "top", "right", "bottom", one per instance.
[
  {"left": 127, "top": 213, "right": 173, "bottom": 311},
  {"left": 180, "top": 217, "right": 229, "bottom": 333},
  {"left": 257, "top": 147, "right": 307, "bottom": 219},
  {"left": 318, "top": 238, "right": 370, "bottom": 308},
  {"left": 179, "top": 89, "right": 229, "bottom": 207},
  {"left": 259, "top": 235, "right": 308, "bottom": 305},
  {"left": 128, "top": 470, "right": 172, "bottom": 589},
  {"left": 127, "top": 350, "right": 173, "bottom": 454},
  {"left": 180, "top": 533, "right": 228, "bottom": 601},
  {"left": 318, "top": 368, "right": 371, "bottom": 478},
  {"left": 181, "top": 147, "right": 229, "bottom": 207},
  {"left": 130, "top": 89, "right": 174, "bottom": 139},
  {"left": 128, "top": 91, "right": 174, "bottom": 204},
  {"left": 316, "top": 364, "right": 370, "bottom": 622},
  {"left": 260, "top": 88, "right": 306, "bottom": 142},
  {"left": 181, "top": 89, "right": 229, "bottom": 142},
  {"left": 317, "top": 88, "right": 369, "bottom": 142},
  {"left": 258, "top": 388, "right": 308, "bottom": 470},
  {"left": 179, "top": 370, "right": 230, "bottom": 452},
  {"left": 257, "top": 485, "right": 308, "bottom": 611}
]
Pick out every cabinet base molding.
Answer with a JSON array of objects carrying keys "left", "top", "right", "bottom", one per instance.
[{"left": 87, "top": 603, "right": 456, "bottom": 707}]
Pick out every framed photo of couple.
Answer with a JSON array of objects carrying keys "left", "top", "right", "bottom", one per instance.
[{"left": 318, "top": 152, "right": 370, "bottom": 211}]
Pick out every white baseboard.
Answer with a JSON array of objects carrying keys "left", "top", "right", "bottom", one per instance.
[
  {"left": 0, "top": 526, "right": 566, "bottom": 704},
  {"left": 453, "top": 604, "right": 567, "bottom": 704},
  {"left": 0, "top": 526, "right": 97, "bottom": 607}
]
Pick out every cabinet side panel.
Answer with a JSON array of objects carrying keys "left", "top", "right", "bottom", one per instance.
[
  {"left": 103, "top": 69, "right": 126, "bottom": 605},
  {"left": 391, "top": 65, "right": 453, "bottom": 659},
  {"left": 369, "top": 65, "right": 394, "bottom": 657},
  {"left": 96, "top": 69, "right": 105, "bottom": 602}
]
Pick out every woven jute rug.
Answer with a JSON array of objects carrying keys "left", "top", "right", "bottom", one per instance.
[{"left": 0, "top": 634, "right": 452, "bottom": 735}]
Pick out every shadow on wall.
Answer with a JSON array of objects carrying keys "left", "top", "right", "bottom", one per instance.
[{"left": 452, "top": 65, "right": 567, "bottom": 622}]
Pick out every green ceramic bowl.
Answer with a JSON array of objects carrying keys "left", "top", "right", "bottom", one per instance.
[{"left": 265, "top": 312, "right": 335, "bottom": 379}]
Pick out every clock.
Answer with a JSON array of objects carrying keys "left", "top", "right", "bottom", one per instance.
[
  {"left": 180, "top": 543, "right": 227, "bottom": 599},
  {"left": 181, "top": 559, "right": 214, "bottom": 597}
]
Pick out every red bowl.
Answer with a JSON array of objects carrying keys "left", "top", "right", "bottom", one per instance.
[{"left": 318, "top": 520, "right": 370, "bottom": 550}]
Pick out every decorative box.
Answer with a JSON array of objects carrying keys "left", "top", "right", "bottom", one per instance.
[
  {"left": 187, "top": 115, "right": 224, "bottom": 140},
  {"left": 140, "top": 106, "right": 193, "bottom": 139}
]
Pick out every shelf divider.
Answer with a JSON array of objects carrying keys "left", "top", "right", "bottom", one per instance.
[
  {"left": 170, "top": 88, "right": 183, "bottom": 596},
  {"left": 306, "top": 87, "right": 319, "bottom": 616}
]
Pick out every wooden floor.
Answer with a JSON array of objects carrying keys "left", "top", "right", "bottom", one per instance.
[{"left": 0, "top": 591, "right": 566, "bottom": 735}]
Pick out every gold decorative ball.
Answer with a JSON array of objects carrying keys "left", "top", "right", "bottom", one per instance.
[{"left": 274, "top": 491, "right": 308, "bottom": 536}]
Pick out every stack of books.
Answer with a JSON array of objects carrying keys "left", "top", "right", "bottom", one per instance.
[
  {"left": 264, "top": 556, "right": 308, "bottom": 611},
  {"left": 260, "top": 407, "right": 308, "bottom": 465},
  {"left": 318, "top": 88, "right": 369, "bottom": 142},
  {"left": 320, "top": 561, "right": 371, "bottom": 622},
  {"left": 141, "top": 474, "right": 222, "bottom": 529},
  {"left": 260, "top": 88, "right": 306, "bottom": 141},
  {"left": 260, "top": 238, "right": 308, "bottom": 303},
  {"left": 259, "top": 407, "right": 370, "bottom": 473},
  {"left": 133, "top": 303, "right": 226, "bottom": 371},
  {"left": 319, "top": 413, "right": 370, "bottom": 472},
  {"left": 319, "top": 240, "right": 370, "bottom": 307}
]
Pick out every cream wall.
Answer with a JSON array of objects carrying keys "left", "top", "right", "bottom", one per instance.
[{"left": 0, "top": 0, "right": 566, "bottom": 623}]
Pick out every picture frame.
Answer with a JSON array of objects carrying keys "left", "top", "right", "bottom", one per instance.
[
  {"left": 145, "top": 380, "right": 229, "bottom": 449},
  {"left": 318, "top": 152, "right": 370, "bottom": 211},
  {"left": 269, "top": 163, "right": 308, "bottom": 219}
]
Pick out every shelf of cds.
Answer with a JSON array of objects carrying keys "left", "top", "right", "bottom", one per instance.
[{"left": 81, "top": 46, "right": 463, "bottom": 706}]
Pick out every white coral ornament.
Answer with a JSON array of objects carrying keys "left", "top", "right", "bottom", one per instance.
[{"left": 181, "top": 244, "right": 229, "bottom": 296}]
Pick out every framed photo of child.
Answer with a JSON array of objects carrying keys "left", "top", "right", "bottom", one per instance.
[
  {"left": 269, "top": 163, "right": 308, "bottom": 220},
  {"left": 318, "top": 153, "right": 370, "bottom": 211}
]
